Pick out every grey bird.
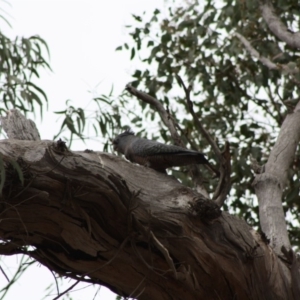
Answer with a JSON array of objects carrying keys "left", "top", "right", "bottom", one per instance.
[{"left": 112, "top": 129, "right": 209, "bottom": 173}]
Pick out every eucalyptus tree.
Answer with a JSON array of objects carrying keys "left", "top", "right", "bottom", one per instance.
[{"left": 1, "top": 1, "right": 300, "bottom": 299}]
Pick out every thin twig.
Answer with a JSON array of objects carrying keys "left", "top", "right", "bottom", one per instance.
[
  {"left": 125, "top": 84, "right": 183, "bottom": 147},
  {"left": 150, "top": 231, "right": 177, "bottom": 279},
  {"left": 0, "top": 266, "right": 9, "bottom": 282},
  {"left": 92, "top": 286, "right": 101, "bottom": 300},
  {"left": 176, "top": 76, "right": 222, "bottom": 159},
  {"left": 0, "top": 256, "right": 34, "bottom": 300},
  {"left": 177, "top": 75, "right": 231, "bottom": 206},
  {"left": 50, "top": 270, "right": 60, "bottom": 296},
  {"left": 52, "top": 280, "right": 80, "bottom": 300}
]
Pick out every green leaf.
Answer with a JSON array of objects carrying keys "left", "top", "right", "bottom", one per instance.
[
  {"left": 132, "top": 14, "right": 142, "bottom": 22},
  {"left": 130, "top": 47, "right": 135, "bottom": 60},
  {"left": 25, "top": 81, "right": 48, "bottom": 102},
  {"left": 29, "top": 35, "right": 50, "bottom": 57}
]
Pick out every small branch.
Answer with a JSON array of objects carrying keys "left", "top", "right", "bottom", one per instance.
[
  {"left": 125, "top": 84, "right": 183, "bottom": 147},
  {"left": 50, "top": 270, "right": 60, "bottom": 296},
  {"left": 0, "top": 109, "right": 41, "bottom": 141},
  {"left": 260, "top": 0, "right": 300, "bottom": 49},
  {"left": 150, "top": 231, "right": 177, "bottom": 279},
  {"left": 177, "top": 76, "right": 222, "bottom": 159},
  {"left": 52, "top": 280, "right": 80, "bottom": 300},
  {"left": 0, "top": 266, "right": 9, "bottom": 282},
  {"left": 0, "top": 255, "right": 34, "bottom": 300},
  {"left": 234, "top": 32, "right": 299, "bottom": 76},
  {"left": 177, "top": 75, "right": 231, "bottom": 206}
]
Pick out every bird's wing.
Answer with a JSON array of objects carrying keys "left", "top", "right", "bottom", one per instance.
[{"left": 131, "top": 138, "right": 198, "bottom": 156}]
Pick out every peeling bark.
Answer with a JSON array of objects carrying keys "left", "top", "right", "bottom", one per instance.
[{"left": 0, "top": 139, "right": 297, "bottom": 299}]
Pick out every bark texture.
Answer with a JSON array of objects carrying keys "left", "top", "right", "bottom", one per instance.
[
  {"left": 0, "top": 139, "right": 297, "bottom": 299},
  {"left": 0, "top": 109, "right": 41, "bottom": 141}
]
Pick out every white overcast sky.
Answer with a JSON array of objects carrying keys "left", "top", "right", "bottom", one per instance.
[{"left": 1, "top": 0, "right": 165, "bottom": 299}]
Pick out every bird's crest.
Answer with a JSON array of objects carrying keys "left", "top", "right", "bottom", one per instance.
[{"left": 119, "top": 128, "right": 135, "bottom": 137}]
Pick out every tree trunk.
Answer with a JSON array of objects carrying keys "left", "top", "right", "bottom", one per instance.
[{"left": 0, "top": 138, "right": 298, "bottom": 299}]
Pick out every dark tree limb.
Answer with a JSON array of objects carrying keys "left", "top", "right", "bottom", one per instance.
[
  {"left": 125, "top": 84, "right": 183, "bottom": 147},
  {"left": 0, "top": 138, "right": 295, "bottom": 300},
  {"left": 176, "top": 75, "right": 231, "bottom": 206},
  {"left": 52, "top": 280, "right": 80, "bottom": 300}
]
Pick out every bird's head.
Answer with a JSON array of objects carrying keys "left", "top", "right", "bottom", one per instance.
[{"left": 112, "top": 129, "right": 135, "bottom": 152}]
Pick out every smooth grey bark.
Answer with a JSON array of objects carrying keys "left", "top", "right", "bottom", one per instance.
[
  {"left": 253, "top": 101, "right": 300, "bottom": 253},
  {"left": 260, "top": 0, "right": 300, "bottom": 49}
]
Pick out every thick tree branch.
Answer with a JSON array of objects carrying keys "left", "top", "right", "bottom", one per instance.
[
  {"left": 0, "top": 110, "right": 298, "bottom": 299},
  {"left": 0, "top": 139, "right": 295, "bottom": 299},
  {"left": 260, "top": 0, "right": 300, "bottom": 49},
  {"left": 253, "top": 101, "right": 300, "bottom": 253}
]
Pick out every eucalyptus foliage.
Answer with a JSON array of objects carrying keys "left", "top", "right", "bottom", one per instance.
[{"left": 0, "top": 12, "right": 50, "bottom": 117}]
